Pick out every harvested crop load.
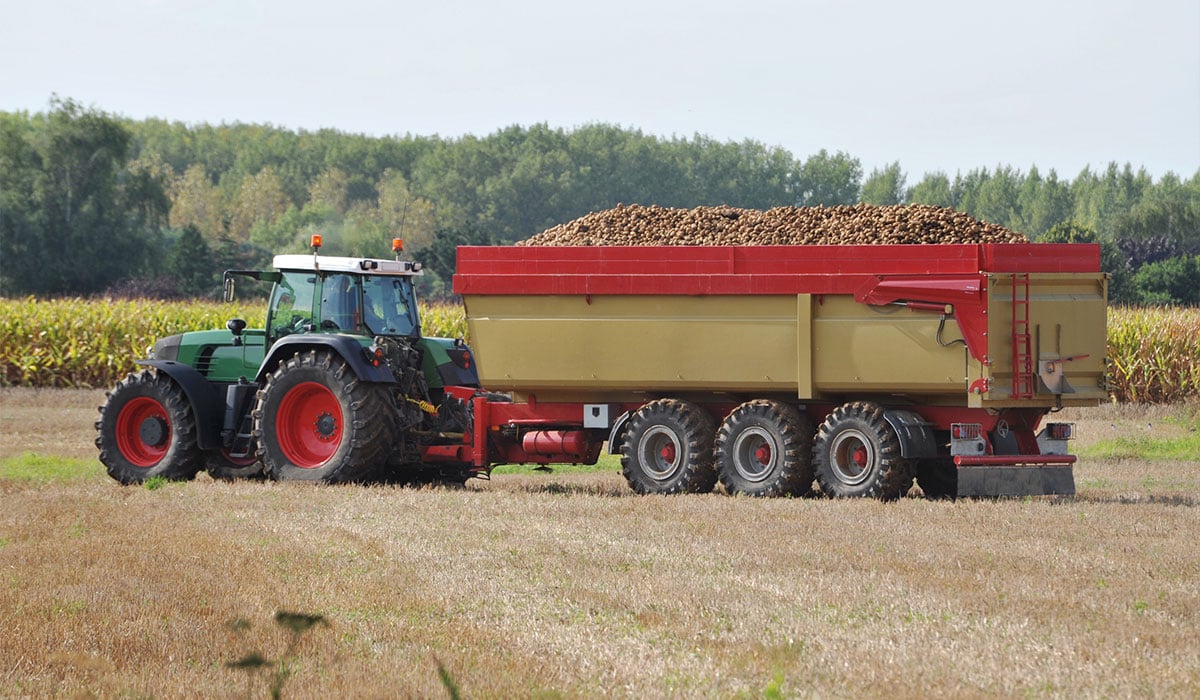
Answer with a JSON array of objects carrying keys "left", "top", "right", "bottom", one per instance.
[{"left": 517, "top": 203, "right": 1028, "bottom": 246}]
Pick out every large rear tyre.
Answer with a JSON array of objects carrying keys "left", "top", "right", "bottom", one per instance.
[
  {"left": 813, "top": 402, "right": 913, "bottom": 500},
  {"left": 95, "top": 370, "right": 203, "bottom": 484},
  {"left": 716, "top": 400, "right": 814, "bottom": 497},
  {"left": 255, "top": 349, "right": 396, "bottom": 482},
  {"left": 620, "top": 399, "right": 717, "bottom": 494}
]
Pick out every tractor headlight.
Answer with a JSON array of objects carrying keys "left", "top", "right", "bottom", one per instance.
[{"left": 151, "top": 334, "right": 183, "bottom": 362}]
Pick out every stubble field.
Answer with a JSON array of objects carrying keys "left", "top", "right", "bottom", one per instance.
[{"left": 1, "top": 388, "right": 1198, "bottom": 698}]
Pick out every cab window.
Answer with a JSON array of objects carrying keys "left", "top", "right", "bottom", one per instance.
[{"left": 269, "top": 271, "right": 316, "bottom": 337}]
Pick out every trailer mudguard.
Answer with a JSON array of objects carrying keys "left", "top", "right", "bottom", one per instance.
[
  {"left": 254, "top": 334, "right": 397, "bottom": 384},
  {"left": 884, "top": 409, "right": 938, "bottom": 459},
  {"left": 135, "top": 359, "right": 225, "bottom": 450}
]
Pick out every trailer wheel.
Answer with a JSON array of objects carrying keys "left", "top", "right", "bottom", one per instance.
[
  {"left": 205, "top": 449, "right": 266, "bottom": 481},
  {"left": 95, "top": 369, "right": 203, "bottom": 484},
  {"left": 814, "top": 402, "right": 913, "bottom": 500},
  {"left": 716, "top": 400, "right": 814, "bottom": 497},
  {"left": 621, "top": 399, "right": 717, "bottom": 494},
  {"left": 255, "top": 349, "right": 395, "bottom": 482},
  {"left": 916, "top": 458, "right": 957, "bottom": 499}
]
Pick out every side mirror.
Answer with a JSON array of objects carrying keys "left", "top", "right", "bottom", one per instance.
[{"left": 223, "top": 275, "right": 235, "bottom": 302}]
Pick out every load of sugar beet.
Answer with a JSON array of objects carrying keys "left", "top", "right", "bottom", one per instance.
[{"left": 517, "top": 203, "right": 1027, "bottom": 246}]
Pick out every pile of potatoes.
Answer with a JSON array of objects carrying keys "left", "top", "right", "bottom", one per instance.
[{"left": 518, "top": 203, "right": 1027, "bottom": 246}]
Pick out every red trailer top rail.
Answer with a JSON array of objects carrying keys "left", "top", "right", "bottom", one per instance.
[{"left": 453, "top": 244, "right": 1100, "bottom": 296}]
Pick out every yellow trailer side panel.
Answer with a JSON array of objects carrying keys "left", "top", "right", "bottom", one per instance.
[{"left": 465, "top": 295, "right": 806, "bottom": 395}]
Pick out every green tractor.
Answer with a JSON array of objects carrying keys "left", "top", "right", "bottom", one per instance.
[{"left": 95, "top": 240, "right": 479, "bottom": 485}]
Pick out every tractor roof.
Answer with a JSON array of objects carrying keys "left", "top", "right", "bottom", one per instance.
[{"left": 272, "top": 254, "right": 423, "bottom": 276}]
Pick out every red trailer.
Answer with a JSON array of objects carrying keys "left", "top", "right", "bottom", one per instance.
[{"left": 429, "top": 243, "right": 1107, "bottom": 499}]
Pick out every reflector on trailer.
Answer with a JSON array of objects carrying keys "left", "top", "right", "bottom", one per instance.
[{"left": 951, "top": 423, "right": 982, "bottom": 440}]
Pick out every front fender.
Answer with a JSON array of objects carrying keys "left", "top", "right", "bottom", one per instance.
[
  {"left": 255, "top": 334, "right": 397, "bottom": 384},
  {"left": 136, "top": 360, "right": 224, "bottom": 450}
]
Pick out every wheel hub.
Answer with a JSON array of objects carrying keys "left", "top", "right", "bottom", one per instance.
[
  {"left": 139, "top": 416, "right": 169, "bottom": 447},
  {"left": 755, "top": 443, "right": 772, "bottom": 465},
  {"left": 659, "top": 442, "right": 677, "bottom": 464},
  {"left": 314, "top": 412, "right": 338, "bottom": 441}
]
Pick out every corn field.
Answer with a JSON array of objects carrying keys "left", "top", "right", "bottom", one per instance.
[
  {"left": 1106, "top": 306, "right": 1200, "bottom": 403},
  {"left": 0, "top": 298, "right": 467, "bottom": 388},
  {"left": 1, "top": 299, "right": 1196, "bottom": 403}
]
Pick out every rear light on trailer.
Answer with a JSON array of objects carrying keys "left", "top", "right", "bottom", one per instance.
[
  {"left": 1047, "top": 423, "right": 1073, "bottom": 440},
  {"left": 951, "top": 423, "right": 982, "bottom": 440}
]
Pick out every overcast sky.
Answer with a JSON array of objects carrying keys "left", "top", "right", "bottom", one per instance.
[{"left": 2, "top": 0, "right": 1197, "bottom": 181}]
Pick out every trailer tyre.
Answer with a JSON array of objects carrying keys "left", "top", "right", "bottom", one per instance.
[
  {"left": 255, "top": 349, "right": 395, "bottom": 482},
  {"left": 716, "top": 400, "right": 814, "bottom": 497},
  {"left": 621, "top": 399, "right": 717, "bottom": 494},
  {"left": 95, "top": 369, "right": 203, "bottom": 484},
  {"left": 814, "top": 402, "right": 913, "bottom": 500}
]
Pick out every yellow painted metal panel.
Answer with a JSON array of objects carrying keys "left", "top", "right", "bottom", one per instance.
[
  {"left": 811, "top": 296, "right": 968, "bottom": 396},
  {"left": 465, "top": 295, "right": 806, "bottom": 395},
  {"left": 982, "top": 273, "right": 1108, "bottom": 407}
]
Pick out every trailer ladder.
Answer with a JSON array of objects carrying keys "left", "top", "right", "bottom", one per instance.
[{"left": 1011, "top": 272, "right": 1035, "bottom": 399}]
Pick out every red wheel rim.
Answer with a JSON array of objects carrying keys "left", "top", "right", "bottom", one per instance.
[
  {"left": 276, "top": 381, "right": 342, "bottom": 468},
  {"left": 115, "top": 397, "right": 171, "bottom": 467}
]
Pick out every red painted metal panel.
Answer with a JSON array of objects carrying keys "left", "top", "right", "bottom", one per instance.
[
  {"left": 954, "top": 455, "right": 1077, "bottom": 466},
  {"left": 453, "top": 244, "right": 1100, "bottom": 296}
]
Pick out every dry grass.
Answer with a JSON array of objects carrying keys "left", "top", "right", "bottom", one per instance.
[{"left": 1, "top": 389, "right": 1198, "bottom": 698}]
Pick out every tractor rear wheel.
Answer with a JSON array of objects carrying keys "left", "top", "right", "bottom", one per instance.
[
  {"left": 813, "top": 402, "right": 913, "bottom": 500},
  {"left": 620, "top": 399, "right": 717, "bottom": 494},
  {"left": 716, "top": 400, "right": 814, "bottom": 497},
  {"left": 255, "top": 349, "right": 395, "bottom": 482},
  {"left": 95, "top": 370, "right": 203, "bottom": 484}
]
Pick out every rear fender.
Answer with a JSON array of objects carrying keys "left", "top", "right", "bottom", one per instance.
[
  {"left": 255, "top": 335, "right": 397, "bottom": 384},
  {"left": 135, "top": 360, "right": 224, "bottom": 450}
]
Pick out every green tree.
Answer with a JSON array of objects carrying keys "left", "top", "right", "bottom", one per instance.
[
  {"left": 228, "top": 166, "right": 290, "bottom": 242},
  {"left": 906, "top": 172, "right": 954, "bottom": 207},
  {"left": 860, "top": 162, "right": 906, "bottom": 205},
  {"left": 1132, "top": 255, "right": 1200, "bottom": 305},
  {"left": 0, "top": 97, "right": 163, "bottom": 295},
  {"left": 794, "top": 149, "right": 861, "bottom": 206},
  {"left": 170, "top": 225, "right": 217, "bottom": 296}
]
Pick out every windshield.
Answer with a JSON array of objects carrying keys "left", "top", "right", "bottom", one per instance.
[{"left": 362, "top": 275, "right": 420, "bottom": 336}]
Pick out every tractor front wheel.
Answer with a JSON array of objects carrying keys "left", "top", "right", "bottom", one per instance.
[
  {"left": 255, "top": 349, "right": 395, "bottom": 482},
  {"left": 95, "top": 370, "right": 203, "bottom": 484}
]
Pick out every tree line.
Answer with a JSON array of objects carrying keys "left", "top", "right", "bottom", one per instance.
[{"left": 2, "top": 97, "right": 1198, "bottom": 302}]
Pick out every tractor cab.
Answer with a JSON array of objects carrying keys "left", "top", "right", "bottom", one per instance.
[{"left": 265, "top": 254, "right": 423, "bottom": 341}]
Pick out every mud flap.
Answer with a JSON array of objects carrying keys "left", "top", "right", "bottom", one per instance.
[{"left": 956, "top": 464, "right": 1075, "bottom": 497}]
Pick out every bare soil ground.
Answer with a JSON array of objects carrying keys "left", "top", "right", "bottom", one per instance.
[{"left": 1, "top": 389, "right": 1198, "bottom": 698}]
